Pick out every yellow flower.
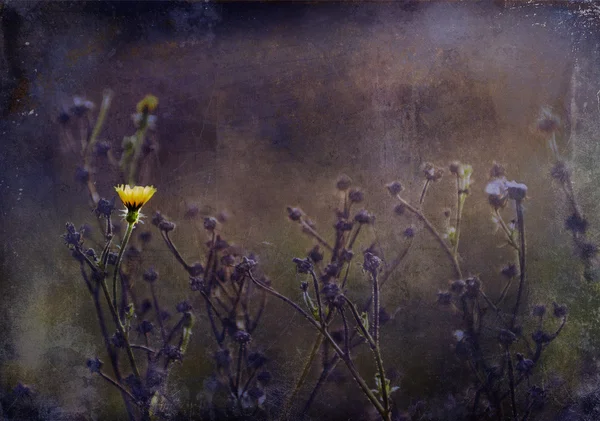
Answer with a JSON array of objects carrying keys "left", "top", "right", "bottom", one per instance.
[
  {"left": 115, "top": 185, "right": 157, "bottom": 224},
  {"left": 136, "top": 95, "right": 159, "bottom": 114}
]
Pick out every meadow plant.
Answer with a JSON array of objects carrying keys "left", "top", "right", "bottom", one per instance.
[
  {"left": 153, "top": 210, "right": 271, "bottom": 419},
  {"left": 388, "top": 161, "right": 567, "bottom": 420},
  {"left": 60, "top": 94, "right": 194, "bottom": 420},
  {"left": 50, "top": 92, "right": 577, "bottom": 421}
]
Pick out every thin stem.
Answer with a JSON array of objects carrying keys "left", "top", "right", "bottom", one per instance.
[
  {"left": 113, "top": 222, "right": 135, "bottom": 320},
  {"left": 344, "top": 298, "right": 389, "bottom": 417},
  {"left": 300, "top": 220, "right": 334, "bottom": 252},
  {"left": 281, "top": 333, "right": 323, "bottom": 419},
  {"left": 494, "top": 209, "right": 519, "bottom": 251},
  {"left": 419, "top": 179, "right": 431, "bottom": 206},
  {"left": 309, "top": 270, "right": 325, "bottom": 326},
  {"left": 150, "top": 282, "right": 167, "bottom": 343},
  {"left": 505, "top": 346, "right": 518, "bottom": 421},
  {"left": 454, "top": 186, "right": 467, "bottom": 256},
  {"left": 511, "top": 199, "right": 526, "bottom": 329},
  {"left": 130, "top": 344, "right": 157, "bottom": 354},
  {"left": 372, "top": 270, "right": 381, "bottom": 346},
  {"left": 98, "top": 371, "right": 137, "bottom": 403},
  {"left": 396, "top": 194, "right": 462, "bottom": 278},
  {"left": 100, "top": 278, "right": 141, "bottom": 380},
  {"left": 246, "top": 271, "right": 388, "bottom": 420},
  {"left": 235, "top": 343, "right": 244, "bottom": 396},
  {"left": 160, "top": 231, "right": 192, "bottom": 272}
]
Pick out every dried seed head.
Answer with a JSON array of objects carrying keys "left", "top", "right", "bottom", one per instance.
[
  {"left": 336, "top": 174, "right": 352, "bottom": 191},
  {"left": 287, "top": 207, "right": 303, "bottom": 222},
  {"left": 348, "top": 189, "right": 364, "bottom": 203},
  {"left": 386, "top": 181, "right": 403, "bottom": 196}
]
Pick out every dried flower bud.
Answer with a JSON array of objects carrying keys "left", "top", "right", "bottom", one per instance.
[
  {"left": 308, "top": 246, "right": 324, "bottom": 263},
  {"left": 234, "top": 330, "right": 252, "bottom": 344},
  {"left": 203, "top": 217, "right": 218, "bottom": 231},
  {"left": 506, "top": 181, "right": 527, "bottom": 201},
  {"left": 449, "top": 161, "right": 461, "bottom": 175},
  {"left": 86, "top": 357, "right": 103, "bottom": 374},
  {"left": 423, "top": 162, "right": 443, "bottom": 182},
  {"left": 336, "top": 175, "right": 352, "bottom": 191},
  {"left": 348, "top": 189, "right": 364, "bottom": 203},
  {"left": 159, "top": 220, "right": 176, "bottom": 232},
  {"left": 552, "top": 302, "right": 568, "bottom": 318},
  {"left": 515, "top": 353, "right": 534, "bottom": 375},
  {"left": 501, "top": 264, "right": 518, "bottom": 279},
  {"left": 176, "top": 301, "right": 192, "bottom": 313},
  {"left": 363, "top": 252, "right": 381, "bottom": 273},
  {"left": 293, "top": 257, "right": 313, "bottom": 274},
  {"left": 94, "top": 197, "right": 115, "bottom": 218},
  {"left": 450, "top": 279, "right": 466, "bottom": 294},
  {"left": 465, "top": 276, "right": 481, "bottom": 298},
  {"left": 189, "top": 276, "right": 205, "bottom": 292},
  {"left": 437, "top": 291, "right": 452, "bottom": 305},
  {"left": 532, "top": 304, "right": 546, "bottom": 318},
  {"left": 489, "top": 163, "right": 506, "bottom": 178},
  {"left": 143, "top": 267, "right": 158, "bottom": 283},
  {"left": 498, "top": 329, "right": 517, "bottom": 346},
  {"left": 335, "top": 220, "right": 354, "bottom": 231},
  {"left": 287, "top": 207, "right": 303, "bottom": 222},
  {"left": 137, "top": 320, "right": 154, "bottom": 334},
  {"left": 565, "top": 213, "right": 587, "bottom": 234},
  {"left": 354, "top": 209, "right": 373, "bottom": 224},
  {"left": 394, "top": 204, "right": 406, "bottom": 216},
  {"left": 386, "top": 181, "right": 403, "bottom": 196}
]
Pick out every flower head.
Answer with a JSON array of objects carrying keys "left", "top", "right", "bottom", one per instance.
[
  {"left": 115, "top": 185, "right": 157, "bottom": 224},
  {"left": 136, "top": 94, "right": 159, "bottom": 114}
]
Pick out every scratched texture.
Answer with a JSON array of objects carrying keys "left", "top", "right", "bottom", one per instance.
[{"left": 1, "top": 1, "right": 600, "bottom": 420}]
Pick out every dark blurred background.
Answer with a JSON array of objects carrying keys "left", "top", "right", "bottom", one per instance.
[{"left": 2, "top": 1, "right": 600, "bottom": 419}]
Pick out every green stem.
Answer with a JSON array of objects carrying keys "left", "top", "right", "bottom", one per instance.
[
  {"left": 281, "top": 333, "right": 323, "bottom": 419},
  {"left": 113, "top": 222, "right": 135, "bottom": 321},
  {"left": 100, "top": 278, "right": 141, "bottom": 380},
  {"left": 344, "top": 298, "right": 390, "bottom": 418}
]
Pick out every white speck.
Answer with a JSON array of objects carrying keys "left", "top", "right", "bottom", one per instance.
[
  {"left": 28, "top": 110, "right": 34, "bottom": 115},
  {"left": 25, "top": 41, "right": 30, "bottom": 46}
]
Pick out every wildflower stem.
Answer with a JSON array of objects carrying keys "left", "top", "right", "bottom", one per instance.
[
  {"left": 113, "top": 221, "right": 135, "bottom": 320},
  {"left": 454, "top": 186, "right": 467, "bottom": 256},
  {"left": 160, "top": 231, "right": 192, "bottom": 273},
  {"left": 309, "top": 269, "right": 325, "bottom": 326},
  {"left": 372, "top": 270, "right": 381, "bottom": 346},
  {"left": 281, "top": 333, "right": 323, "bottom": 419},
  {"left": 235, "top": 342, "right": 244, "bottom": 396},
  {"left": 98, "top": 371, "right": 137, "bottom": 403},
  {"left": 505, "top": 346, "right": 518, "bottom": 421},
  {"left": 300, "top": 220, "right": 334, "bottom": 252},
  {"left": 246, "top": 271, "right": 388, "bottom": 420},
  {"left": 419, "top": 179, "right": 430, "bottom": 206},
  {"left": 100, "top": 277, "right": 141, "bottom": 380},
  {"left": 395, "top": 194, "right": 462, "bottom": 279},
  {"left": 494, "top": 209, "right": 519, "bottom": 251},
  {"left": 511, "top": 199, "right": 526, "bottom": 329},
  {"left": 343, "top": 298, "right": 390, "bottom": 417}
]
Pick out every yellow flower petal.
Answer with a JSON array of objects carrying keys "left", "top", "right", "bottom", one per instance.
[
  {"left": 115, "top": 184, "right": 157, "bottom": 212},
  {"left": 136, "top": 95, "right": 159, "bottom": 113}
]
